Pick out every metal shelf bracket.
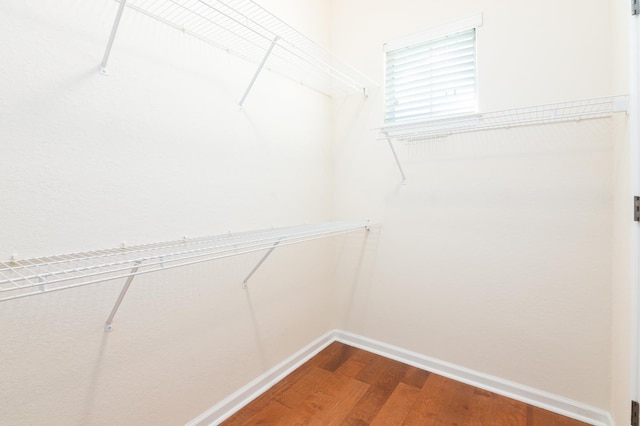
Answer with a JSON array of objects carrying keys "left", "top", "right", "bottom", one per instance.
[
  {"left": 105, "top": 260, "right": 142, "bottom": 332},
  {"left": 384, "top": 132, "right": 407, "bottom": 185},
  {"left": 242, "top": 240, "right": 280, "bottom": 289},
  {"left": 239, "top": 36, "right": 279, "bottom": 110},
  {"left": 38, "top": 276, "right": 46, "bottom": 293},
  {"left": 100, "top": 0, "right": 128, "bottom": 75}
]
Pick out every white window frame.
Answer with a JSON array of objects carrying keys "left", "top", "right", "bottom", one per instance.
[{"left": 384, "top": 14, "right": 483, "bottom": 124}]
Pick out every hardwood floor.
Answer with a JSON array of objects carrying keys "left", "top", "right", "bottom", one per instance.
[{"left": 221, "top": 342, "right": 589, "bottom": 425}]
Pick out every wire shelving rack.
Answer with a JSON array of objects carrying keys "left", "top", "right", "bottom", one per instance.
[
  {"left": 377, "top": 96, "right": 629, "bottom": 142},
  {"left": 376, "top": 96, "right": 629, "bottom": 184},
  {"left": 100, "top": 0, "right": 377, "bottom": 100},
  {"left": 0, "top": 221, "right": 371, "bottom": 305}
]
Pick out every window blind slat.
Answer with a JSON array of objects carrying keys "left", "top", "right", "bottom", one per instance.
[
  {"left": 387, "top": 49, "right": 476, "bottom": 73},
  {"left": 386, "top": 93, "right": 477, "bottom": 117},
  {"left": 387, "top": 72, "right": 476, "bottom": 99},
  {"left": 385, "top": 84, "right": 477, "bottom": 110},
  {"left": 386, "top": 66, "right": 476, "bottom": 90},
  {"left": 386, "top": 42, "right": 476, "bottom": 68},
  {"left": 386, "top": 59, "right": 475, "bottom": 87},
  {"left": 386, "top": 102, "right": 476, "bottom": 122},
  {"left": 387, "top": 89, "right": 477, "bottom": 112},
  {"left": 386, "top": 32, "right": 475, "bottom": 61}
]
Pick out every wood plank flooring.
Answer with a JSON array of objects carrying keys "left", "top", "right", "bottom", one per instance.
[{"left": 221, "top": 342, "right": 589, "bottom": 425}]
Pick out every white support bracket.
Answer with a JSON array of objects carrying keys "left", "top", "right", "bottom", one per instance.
[
  {"left": 242, "top": 240, "right": 280, "bottom": 289},
  {"left": 38, "top": 276, "right": 46, "bottom": 293},
  {"left": 104, "top": 260, "right": 142, "bottom": 332},
  {"left": 613, "top": 94, "right": 631, "bottom": 114},
  {"left": 100, "top": 0, "right": 128, "bottom": 75},
  {"left": 385, "top": 133, "right": 407, "bottom": 185},
  {"left": 239, "top": 36, "right": 279, "bottom": 110}
]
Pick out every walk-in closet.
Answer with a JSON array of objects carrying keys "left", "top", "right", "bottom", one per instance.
[{"left": 1, "top": 0, "right": 638, "bottom": 425}]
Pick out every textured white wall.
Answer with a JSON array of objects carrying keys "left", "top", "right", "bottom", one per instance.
[
  {"left": 0, "top": 0, "right": 338, "bottom": 424},
  {"left": 0, "top": 0, "right": 629, "bottom": 422},
  {"left": 0, "top": 0, "right": 333, "bottom": 259},
  {"left": 330, "top": 0, "right": 615, "bottom": 410},
  {"left": 610, "top": 1, "right": 633, "bottom": 425}
]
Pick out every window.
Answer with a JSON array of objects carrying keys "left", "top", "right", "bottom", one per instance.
[{"left": 384, "top": 15, "right": 482, "bottom": 124}]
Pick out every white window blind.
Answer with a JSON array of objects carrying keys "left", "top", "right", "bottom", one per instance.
[{"left": 385, "top": 26, "right": 478, "bottom": 123}]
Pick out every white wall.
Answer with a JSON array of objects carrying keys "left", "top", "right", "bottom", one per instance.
[
  {"left": 331, "top": 0, "right": 615, "bottom": 411},
  {"left": 0, "top": 0, "right": 629, "bottom": 423},
  {"left": 610, "top": 1, "right": 633, "bottom": 425},
  {"left": 0, "top": 0, "right": 338, "bottom": 424},
  {"left": 0, "top": 0, "right": 333, "bottom": 258}
]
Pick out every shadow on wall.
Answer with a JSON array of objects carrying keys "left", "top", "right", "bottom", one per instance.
[{"left": 334, "top": 226, "right": 382, "bottom": 330}]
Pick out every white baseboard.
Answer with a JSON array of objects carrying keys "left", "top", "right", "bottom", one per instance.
[
  {"left": 334, "top": 330, "right": 613, "bottom": 426},
  {"left": 185, "top": 330, "right": 337, "bottom": 426},
  {"left": 188, "top": 329, "right": 614, "bottom": 426}
]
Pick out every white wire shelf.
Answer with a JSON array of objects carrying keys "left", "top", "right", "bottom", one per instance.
[
  {"left": 0, "top": 221, "right": 371, "bottom": 303},
  {"left": 101, "top": 0, "right": 377, "bottom": 98},
  {"left": 377, "top": 96, "right": 629, "bottom": 142}
]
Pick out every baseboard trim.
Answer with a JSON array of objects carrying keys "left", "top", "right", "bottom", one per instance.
[
  {"left": 188, "top": 329, "right": 613, "bottom": 426},
  {"left": 334, "top": 330, "right": 613, "bottom": 426},
  {"left": 186, "top": 330, "right": 337, "bottom": 426}
]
